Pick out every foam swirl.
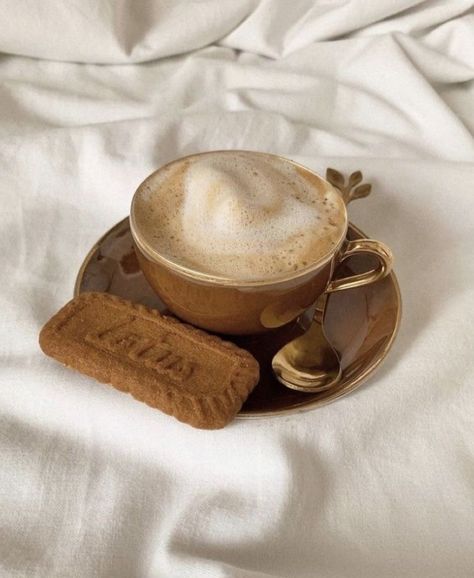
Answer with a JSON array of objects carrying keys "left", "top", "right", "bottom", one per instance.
[{"left": 133, "top": 151, "right": 346, "bottom": 280}]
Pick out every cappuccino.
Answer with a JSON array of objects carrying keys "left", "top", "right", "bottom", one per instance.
[{"left": 132, "top": 151, "right": 346, "bottom": 281}]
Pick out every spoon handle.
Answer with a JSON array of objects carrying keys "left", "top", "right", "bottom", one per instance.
[{"left": 326, "top": 168, "right": 372, "bottom": 205}]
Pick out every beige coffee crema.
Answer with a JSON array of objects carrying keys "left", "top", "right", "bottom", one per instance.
[{"left": 132, "top": 151, "right": 346, "bottom": 281}]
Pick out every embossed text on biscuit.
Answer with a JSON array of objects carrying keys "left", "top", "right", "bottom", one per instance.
[{"left": 86, "top": 317, "right": 196, "bottom": 381}]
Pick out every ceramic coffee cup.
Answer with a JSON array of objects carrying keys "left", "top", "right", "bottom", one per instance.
[{"left": 130, "top": 151, "right": 392, "bottom": 335}]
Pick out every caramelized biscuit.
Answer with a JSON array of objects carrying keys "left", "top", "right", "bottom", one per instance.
[{"left": 39, "top": 293, "right": 259, "bottom": 429}]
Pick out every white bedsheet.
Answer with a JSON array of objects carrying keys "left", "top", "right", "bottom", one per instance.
[{"left": 1, "top": 1, "right": 473, "bottom": 577}]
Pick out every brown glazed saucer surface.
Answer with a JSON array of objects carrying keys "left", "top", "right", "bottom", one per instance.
[{"left": 74, "top": 218, "right": 401, "bottom": 418}]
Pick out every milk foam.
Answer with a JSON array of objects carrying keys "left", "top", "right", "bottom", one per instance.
[{"left": 133, "top": 152, "right": 346, "bottom": 280}]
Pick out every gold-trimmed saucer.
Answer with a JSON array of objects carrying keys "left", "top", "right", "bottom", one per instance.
[{"left": 74, "top": 218, "right": 401, "bottom": 418}]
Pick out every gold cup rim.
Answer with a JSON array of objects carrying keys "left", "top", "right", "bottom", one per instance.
[{"left": 130, "top": 150, "right": 349, "bottom": 288}]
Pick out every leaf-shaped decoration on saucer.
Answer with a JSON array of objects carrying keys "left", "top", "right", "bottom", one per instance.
[
  {"left": 352, "top": 183, "right": 372, "bottom": 200},
  {"left": 349, "top": 171, "right": 363, "bottom": 187},
  {"left": 326, "top": 168, "right": 345, "bottom": 191}
]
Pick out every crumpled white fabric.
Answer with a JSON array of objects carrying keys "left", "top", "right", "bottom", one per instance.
[{"left": 1, "top": 2, "right": 474, "bottom": 577}]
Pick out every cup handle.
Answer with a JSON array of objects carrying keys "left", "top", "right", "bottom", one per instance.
[{"left": 326, "top": 239, "right": 393, "bottom": 293}]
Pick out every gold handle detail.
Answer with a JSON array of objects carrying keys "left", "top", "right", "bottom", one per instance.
[{"left": 326, "top": 239, "right": 393, "bottom": 293}]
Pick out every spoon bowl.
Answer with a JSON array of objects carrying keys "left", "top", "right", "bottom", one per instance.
[{"left": 272, "top": 293, "right": 342, "bottom": 392}]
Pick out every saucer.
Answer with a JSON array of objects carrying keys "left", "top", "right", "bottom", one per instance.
[{"left": 74, "top": 218, "right": 401, "bottom": 418}]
